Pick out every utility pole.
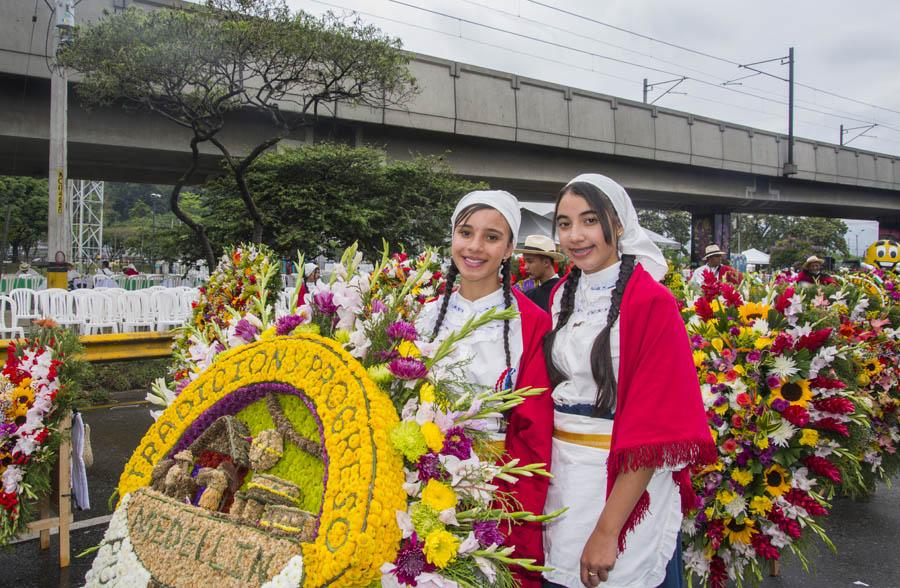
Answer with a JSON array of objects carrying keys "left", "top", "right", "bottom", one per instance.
[
  {"left": 785, "top": 47, "right": 795, "bottom": 176},
  {"left": 46, "top": 0, "right": 74, "bottom": 288}
]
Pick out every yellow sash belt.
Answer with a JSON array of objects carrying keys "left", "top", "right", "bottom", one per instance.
[{"left": 553, "top": 429, "right": 612, "bottom": 450}]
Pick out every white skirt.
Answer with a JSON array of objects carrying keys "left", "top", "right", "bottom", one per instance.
[{"left": 542, "top": 434, "right": 683, "bottom": 588}]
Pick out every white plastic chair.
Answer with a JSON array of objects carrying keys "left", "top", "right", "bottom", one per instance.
[
  {"left": 9, "top": 288, "right": 39, "bottom": 323},
  {"left": 35, "top": 288, "right": 66, "bottom": 318},
  {"left": 82, "top": 292, "right": 119, "bottom": 335},
  {"left": 0, "top": 296, "right": 25, "bottom": 339},
  {"left": 152, "top": 289, "right": 183, "bottom": 331},
  {"left": 121, "top": 291, "right": 154, "bottom": 332},
  {"left": 69, "top": 290, "right": 94, "bottom": 334}
]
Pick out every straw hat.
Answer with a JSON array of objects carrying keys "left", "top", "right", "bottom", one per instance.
[
  {"left": 803, "top": 255, "right": 825, "bottom": 269},
  {"left": 18, "top": 262, "right": 30, "bottom": 272},
  {"left": 514, "top": 235, "right": 565, "bottom": 262},
  {"left": 702, "top": 244, "right": 726, "bottom": 260}
]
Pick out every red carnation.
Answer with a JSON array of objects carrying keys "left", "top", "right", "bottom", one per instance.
[
  {"left": 783, "top": 405, "right": 810, "bottom": 427},
  {"left": 0, "top": 491, "right": 19, "bottom": 511},
  {"left": 784, "top": 489, "right": 828, "bottom": 517},
  {"left": 731, "top": 414, "right": 744, "bottom": 428},
  {"left": 794, "top": 328, "right": 833, "bottom": 352},
  {"left": 770, "top": 333, "right": 795, "bottom": 355},
  {"left": 813, "top": 397, "right": 855, "bottom": 415},
  {"left": 709, "top": 556, "right": 728, "bottom": 588},
  {"left": 774, "top": 287, "right": 795, "bottom": 313},
  {"left": 804, "top": 455, "right": 842, "bottom": 484},
  {"left": 694, "top": 297, "right": 714, "bottom": 321},
  {"left": 768, "top": 505, "right": 802, "bottom": 539},
  {"left": 751, "top": 532, "right": 781, "bottom": 560},
  {"left": 810, "top": 376, "right": 846, "bottom": 390},
  {"left": 813, "top": 417, "right": 850, "bottom": 437}
]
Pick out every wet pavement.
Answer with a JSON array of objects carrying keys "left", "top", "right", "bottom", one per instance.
[{"left": 0, "top": 391, "right": 897, "bottom": 588}]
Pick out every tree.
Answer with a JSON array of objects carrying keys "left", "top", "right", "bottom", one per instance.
[
  {"left": 58, "top": 0, "right": 415, "bottom": 266},
  {"left": 769, "top": 236, "right": 820, "bottom": 270},
  {"left": 0, "top": 176, "right": 49, "bottom": 263},
  {"left": 200, "top": 143, "right": 484, "bottom": 259},
  {"left": 732, "top": 214, "right": 848, "bottom": 257},
  {"left": 636, "top": 209, "right": 691, "bottom": 246}
]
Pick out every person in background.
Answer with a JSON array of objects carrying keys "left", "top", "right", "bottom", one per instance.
[
  {"left": 97, "top": 260, "right": 114, "bottom": 277},
  {"left": 796, "top": 255, "right": 836, "bottom": 286},
  {"left": 123, "top": 263, "right": 139, "bottom": 277},
  {"left": 16, "top": 262, "right": 39, "bottom": 279},
  {"left": 515, "top": 234, "right": 564, "bottom": 312},
  {"left": 690, "top": 244, "right": 741, "bottom": 285}
]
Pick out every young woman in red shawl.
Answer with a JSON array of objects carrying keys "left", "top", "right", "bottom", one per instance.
[
  {"left": 541, "top": 175, "right": 716, "bottom": 588},
  {"left": 416, "top": 190, "right": 553, "bottom": 588}
]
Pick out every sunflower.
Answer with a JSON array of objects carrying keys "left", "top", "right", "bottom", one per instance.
[
  {"left": 862, "top": 358, "right": 883, "bottom": 376},
  {"left": 739, "top": 302, "right": 770, "bottom": 324},
  {"left": 724, "top": 517, "right": 757, "bottom": 544},
  {"left": 764, "top": 464, "right": 791, "bottom": 497},
  {"left": 14, "top": 385, "right": 34, "bottom": 407},
  {"left": 770, "top": 378, "right": 813, "bottom": 408}
]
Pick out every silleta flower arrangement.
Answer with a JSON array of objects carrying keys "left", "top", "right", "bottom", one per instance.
[
  {"left": 90, "top": 244, "right": 554, "bottom": 588},
  {"left": 673, "top": 270, "right": 897, "bottom": 587},
  {"left": 0, "top": 323, "right": 79, "bottom": 545}
]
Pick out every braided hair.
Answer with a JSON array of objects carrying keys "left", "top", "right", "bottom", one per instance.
[
  {"left": 543, "top": 181, "right": 637, "bottom": 416},
  {"left": 433, "top": 203, "right": 515, "bottom": 374}
]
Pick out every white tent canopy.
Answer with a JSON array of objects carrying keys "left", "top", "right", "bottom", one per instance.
[
  {"left": 741, "top": 248, "right": 770, "bottom": 265},
  {"left": 642, "top": 228, "right": 682, "bottom": 250}
]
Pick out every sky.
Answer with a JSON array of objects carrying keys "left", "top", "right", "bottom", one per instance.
[{"left": 286, "top": 0, "right": 900, "bottom": 157}]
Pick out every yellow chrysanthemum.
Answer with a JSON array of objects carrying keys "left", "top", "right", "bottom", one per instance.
[
  {"left": 421, "top": 422, "right": 445, "bottom": 453},
  {"left": 731, "top": 469, "right": 754, "bottom": 487},
  {"left": 799, "top": 428, "right": 819, "bottom": 446},
  {"left": 755, "top": 436, "right": 770, "bottom": 450},
  {"left": 739, "top": 302, "right": 770, "bottom": 325},
  {"left": 857, "top": 371, "right": 871, "bottom": 386},
  {"left": 258, "top": 326, "right": 277, "bottom": 340},
  {"left": 396, "top": 340, "right": 421, "bottom": 358},
  {"left": 724, "top": 518, "right": 757, "bottom": 545},
  {"left": 419, "top": 382, "right": 436, "bottom": 404},
  {"left": 770, "top": 379, "right": 813, "bottom": 408},
  {"left": 423, "top": 528, "right": 459, "bottom": 568},
  {"left": 421, "top": 479, "right": 457, "bottom": 512},
  {"left": 716, "top": 489, "right": 736, "bottom": 506},
  {"left": 764, "top": 465, "right": 791, "bottom": 497},
  {"left": 333, "top": 329, "right": 351, "bottom": 345},
  {"left": 749, "top": 495, "right": 773, "bottom": 516}
]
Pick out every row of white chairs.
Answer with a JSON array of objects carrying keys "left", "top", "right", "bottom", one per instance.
[{"left": 0, "top": 287, "right": 199, "bottom": 337}]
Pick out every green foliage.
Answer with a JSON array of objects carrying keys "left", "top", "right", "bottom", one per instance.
[
  {"left": 79, "top": 359, "right": 171, "bottom": 403},
  {"left": 733, "top": 214, "right": 849, "bottom": 260},
  {"left": 200, "top": 143, "right": 484, "bottom": 259},
  {"left": 637, "top": 208, "right": 691, "bottom": 246},
  {"left": 0, "top": 176, "right": 49, "bottom": 261}
]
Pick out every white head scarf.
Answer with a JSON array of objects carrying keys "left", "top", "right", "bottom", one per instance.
[
  {"left": 564, "top": 173, "right": 668, "bottom": 281},
  {"left": 451, "top": 190, "right": 521, "bottom": 245}
]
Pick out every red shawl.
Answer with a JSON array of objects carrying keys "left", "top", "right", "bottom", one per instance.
[
  {"left": 499, "top": 288, "right": 554, "bottom": 588},
  {"left": 549, "top": 263, "right": 716, "bottom": 551}
]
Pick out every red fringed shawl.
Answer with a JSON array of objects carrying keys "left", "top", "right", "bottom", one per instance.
[
  {"left": 551, "top": 263, "right": 716, "bottom": 552},
  {"left": 499, "top": 288, "right": 554, "bottom": 588}
]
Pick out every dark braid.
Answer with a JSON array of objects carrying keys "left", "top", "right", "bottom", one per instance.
[
  {"left": 542, "top": 266, "right": 582, "bottom": 386},
  {"left": 589, "top": 253, "right": 636, "bottom": 415},
  {"left": 500, "top": 258, "right": 513, "bottom": 371},
  {"left": 432, "top": 260, "right": 459, "bottom": 337}
]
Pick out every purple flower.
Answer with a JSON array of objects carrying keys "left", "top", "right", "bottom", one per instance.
[
  {"left": 474, "top": 520, "right": 506, "bottom": 547},
  {"left": 416, "top": 453, "right": 445, "bottom": 483},
  {"left": 377, "top": 349, "right": 400, "bottom": 363},
  {"left": 233, "top": 318, "right": 258, "bottom": 343},
  {"left": 441, "top": 426, "right": 472, "bottom": 460},
  {"left": 276, "top": 313, "right": 305, "bottom": 336},
  {"left": 747, "top": 350, "right": 762, "bottom": 363},
  {"left": 766, "top": 375, "right": 781, "bottom": 389},
  {"left": 175, "top": 377, "right": 191, "bottom": 395},
  {"left": 387, "top": 320, "right": 418, "bottom": 342},
  {"left": 771, "top": 398, "right": 789, "bottom": 412},
  {"left": 736, "top": 451, "right": 750, "bottom": 467},
  {"left": 391, "top": 533, "right": 433, "bottom": 586},
  {"left": 371, "top": 298, "right": 387, "bottom": 314},
  {"left": 0, "top": 423, "right": 17, "bottom": 437},
  {"left": 388, "top": 357, "right": 428, "bottom": 380},
  {"left": 313, "top": 291, "right": 338, "bottom": 315},
  {"left": 714, "top": 396, "right": 728, "bottom": 407},
  {"left": 729, "top": 326, "right": 741, "bottom": 336}
]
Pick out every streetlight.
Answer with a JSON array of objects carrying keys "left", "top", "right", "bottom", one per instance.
[{"left": 150, "top": 192, "right": 162, "bottom": 270}]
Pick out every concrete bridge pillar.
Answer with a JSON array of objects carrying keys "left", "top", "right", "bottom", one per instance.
[{"left": 691, "top": 212, "right": 731, "bottom": 267}]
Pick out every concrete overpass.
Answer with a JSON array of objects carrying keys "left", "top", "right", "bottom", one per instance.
[{"left": 2, "top": 0, "right": 899, "bottom": 251}]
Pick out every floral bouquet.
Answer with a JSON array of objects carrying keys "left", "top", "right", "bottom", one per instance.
[
  {"left": 147, "top": 243, "right": 557, "bottom": 587},
  {"left": 0, "top": 323, "right": 79, "bottom": 545},
  {"left": 679, "top": 273, "right": 873, "bottom": 587}
]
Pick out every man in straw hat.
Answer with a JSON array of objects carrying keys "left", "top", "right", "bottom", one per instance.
[
  {"left": 691, "top": 243, "right": 741, "bottom": 285},
  {"left": 515, "top": 234, "right": 564, "bottom": 311},
  {"left": 797, "top": 255, "right": 835, "bottom": 285}
]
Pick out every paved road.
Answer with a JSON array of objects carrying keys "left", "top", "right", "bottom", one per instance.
[{"left": 0, "top": 392, "right": 897, "bottom": 588}]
